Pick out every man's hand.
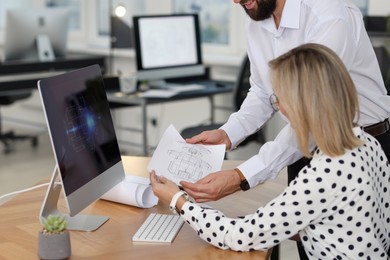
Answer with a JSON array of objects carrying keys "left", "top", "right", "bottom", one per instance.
[
  {"left": 185, "top": 129, "right": 232, "bottom": 150},
  {"left": 180, "top": 169, "right": 241, "bottom": 202}
]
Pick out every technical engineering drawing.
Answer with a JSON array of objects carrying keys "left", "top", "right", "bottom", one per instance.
[{"left": 167, "top": 143, "right": 211, "bottom": 182}]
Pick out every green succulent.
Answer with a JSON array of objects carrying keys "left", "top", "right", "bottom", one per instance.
[{"left": 42, "top": 214, "right": 68, "bottom": 234}]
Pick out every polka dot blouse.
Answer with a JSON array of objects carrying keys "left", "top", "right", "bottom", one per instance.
[{"left": 180, "top": 127, "right": 390, "bottom": 259}]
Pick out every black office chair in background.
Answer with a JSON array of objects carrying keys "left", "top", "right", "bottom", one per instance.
[
  {"left": 373, "top": 45, "right": 390, "bottom": 95},
  {"left": 0, "top": 91, "right": 38, "bottom": 154},
  {"left": 180, "top": 54, "right": 265, "bottom": 152}
]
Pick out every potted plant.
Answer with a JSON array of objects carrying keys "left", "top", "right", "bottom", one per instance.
[{"left": 38, "top": 214, "right": 71, "bottom": 260}]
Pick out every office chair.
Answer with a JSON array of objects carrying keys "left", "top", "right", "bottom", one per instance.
[
  {"left": 0, "top": 91, "right": 39, "bottom": 154},
  {"left": 373, "top": 45, "right": 390, "bottom": 95},
  {"left": 180, "top": 54, "right": 265, "bottom": 151}
]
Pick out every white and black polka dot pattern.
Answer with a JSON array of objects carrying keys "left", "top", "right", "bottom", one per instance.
[{"left": 180, "top": 127, "right": 390, "bottom": 259}]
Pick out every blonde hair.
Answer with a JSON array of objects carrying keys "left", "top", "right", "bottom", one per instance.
[{"left": 269, "top": 43, "right": 363, "bottom": 157}]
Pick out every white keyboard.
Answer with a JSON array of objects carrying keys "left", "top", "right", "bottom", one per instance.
[
  {"left": 132, "top": 213, "right": 184, "bottom": 243},
  {"left": 166, "top": 83, "right": 206, "bottom": 92}
]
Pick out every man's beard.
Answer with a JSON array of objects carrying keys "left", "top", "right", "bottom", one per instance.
[{"left": 243, "top": 0, "right": 277, "bottom": 21}]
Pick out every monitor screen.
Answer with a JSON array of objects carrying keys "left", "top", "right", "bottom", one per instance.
[
  {"left": 38, "top": 64, "right": 125, "bottom": 231},
  {"left": 3, "top": 8, "right": 69, "bottom": 62},
  {"left": 133, "top": 14, "right": 205, "bottom": 84}
]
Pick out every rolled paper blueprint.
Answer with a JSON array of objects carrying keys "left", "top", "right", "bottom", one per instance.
[{"left": 101, "top": 175, "right": 158, "bottom": 208}]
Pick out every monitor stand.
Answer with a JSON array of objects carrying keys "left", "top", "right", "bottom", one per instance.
[
  {"left": 39, "top": 165, "right": 109, "bottom": 231},
  {"left": 36, "top": 34, "right": 55, "bottom": 62}
]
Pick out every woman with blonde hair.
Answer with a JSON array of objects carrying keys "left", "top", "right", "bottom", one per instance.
[
  {"left": 150, "top": 43, "right": 390, "bottom": 259},
  {"left": 269, "top": 43, "right": 363, "bottom": 158}
]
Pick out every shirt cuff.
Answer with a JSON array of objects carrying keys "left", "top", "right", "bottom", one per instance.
[
  {"left": 236, "top": 155, "right": 277, "bottom": 188},
  {"left": 220, "top": 121, "right": 246, "bottom": 151}
]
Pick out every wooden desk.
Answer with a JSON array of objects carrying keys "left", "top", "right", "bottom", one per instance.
[{"left": 0, "top": 156, "right": 287, "bottom": 259}]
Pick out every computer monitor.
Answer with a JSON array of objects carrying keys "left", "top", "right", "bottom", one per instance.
[
  {"left": 38, "top": 64, "right": 125, "bottom": 231},
  {"left": 3, "top": 8, "right": 69, "bottom": 62},
  {"left": 133, "top": 14, "right": 205, "bottom": 87}
]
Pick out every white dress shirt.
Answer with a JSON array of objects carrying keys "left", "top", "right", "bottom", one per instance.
[
  {"left": 180, "top": 128, "right": 390, "bottom": 259},
  {"left": 221, "top": 0, "right": 390, "bottom": 187}
]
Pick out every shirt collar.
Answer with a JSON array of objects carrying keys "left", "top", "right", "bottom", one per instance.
[
  {"left": 279, "top": 0, "right": 301, "bottom": 29},
  {"left": 353, "top": 126, "right": 364, "bottom": 137},
  {"left": 260, "top": 0, "right": 301, "bottom": 32}
]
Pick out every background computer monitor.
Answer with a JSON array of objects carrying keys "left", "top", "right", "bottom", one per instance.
[
  {"left": 38, "top": 64, "right": 125, "bottom": 231},
  {"left": 133, "top": 14, "right": 205, "bottom": 86},
  {"left": 3, "top": 8, "right": 69, "bottom": 62}
]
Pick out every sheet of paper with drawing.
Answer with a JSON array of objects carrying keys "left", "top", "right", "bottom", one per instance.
[{"left": 148, "top": 124, "right": 226, "bottom": 185}]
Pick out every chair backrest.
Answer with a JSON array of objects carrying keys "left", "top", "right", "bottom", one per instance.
[
  {"left": 233, "top": 55, "right": 251, "bottom": 110},
  {"left": 373, "top": 45, "right": 390, "bottom": 95}
]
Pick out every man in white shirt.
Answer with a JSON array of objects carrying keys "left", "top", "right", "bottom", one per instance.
[{"left": 181, "top": 0, "right": 390, "bottom": 258}]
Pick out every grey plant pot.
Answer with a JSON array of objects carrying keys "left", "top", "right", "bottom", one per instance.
[{"left": 38, "top": 230, "right": 71, "bottom": 260}]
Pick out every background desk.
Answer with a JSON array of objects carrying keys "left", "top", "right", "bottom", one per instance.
[
  {"left": 107, "top": 81, "right": 233, "bottom": 155},
  {"left": 0, "top": 156, "right": 286, "bottom": 259},
  {"left": 0, "top": 54, "right": 106, "bottom": 91}
]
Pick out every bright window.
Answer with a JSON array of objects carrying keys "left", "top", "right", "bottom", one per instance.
[
  {"left": 351, "top": 0, "right": 368, "bottom": 15},
  {"left": 173, "top": 0, "right": 231, "bottom": 45},
  {"left": 46, "top": 0, "right": 80, "bottom": 29}
]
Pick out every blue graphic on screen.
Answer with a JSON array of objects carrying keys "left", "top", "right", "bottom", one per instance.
[{"left": 65, "top": 96, "right": 102, "bottom": 153}]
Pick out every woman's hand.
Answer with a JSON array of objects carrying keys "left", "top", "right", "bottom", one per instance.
[{"left": 150, "top": 171, "right": 181, "bottom": 205}]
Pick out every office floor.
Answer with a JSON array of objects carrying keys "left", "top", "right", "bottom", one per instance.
[{"left": 0, "top": 128, "right": 299, "bottom": 260}]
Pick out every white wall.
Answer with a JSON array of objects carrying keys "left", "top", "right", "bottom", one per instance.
[{"left": 369, "top": 0, "right": 390, "bottom": 15}]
